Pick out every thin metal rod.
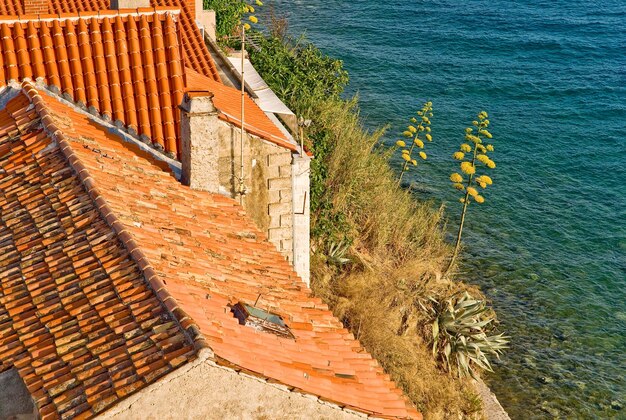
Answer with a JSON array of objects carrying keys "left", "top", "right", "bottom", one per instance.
[{"left": 239, "top": 25, "right": 246, "bottom": 204}]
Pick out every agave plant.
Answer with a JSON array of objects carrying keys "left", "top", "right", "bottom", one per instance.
[
  {"left": 428, "top": 292, "right": 508, "bottom": 378},
  {"left": 327, "top": 240, "right": 351, "bottom": 266}
]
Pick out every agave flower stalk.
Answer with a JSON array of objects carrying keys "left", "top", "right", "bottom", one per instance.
[
  {"left": 396, "top": 101, "right": 433, "bottom": 186},
  {"left": 444, "top": 111, "right": 496, "bottom": 277}
]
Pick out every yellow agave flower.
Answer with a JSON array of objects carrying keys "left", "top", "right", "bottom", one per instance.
[
  {"left": 460, "top": 143, "right": 471, "bottom": 152},
  {"left": 486, "top": 160, "right": 496, "bottom": 169},
  {"left": 479, "top": 181, "right": 487, "bottom": 188},
  {"left": 486, "top": 144, "right": 494, "bottom": 152},
  {"left": 465, "top": 127, "right": 473, "bottom": 134},
  {"left": 425, "top": 134, "right": 432, "bottom": 141},
  {"left": 408, "top": 125, "right": 417, "bottom": 133},
  {"left": 477, "top": 144, "right": 486, "bottom": 153},
  {"left": 396, "top": 140, "right": 406, "bottom": 147},
  {"left": 402, "top": 154, "right": 411, "bottom": 161},
  {"left": 477, "top": 175, "right": 493, "bottom": 185},
  {"left": 467, "top": 187, "right": 478, "bottom": 197},
  {"left": 459, "top": 198, "right": 466, "bottom": 204},
  {"left": 402, "top": 149, "right": 410, "bottom": 155},
  {"left": 248, "top": 5, "right": 255, "bottom": 13},
  {"left": 414, "top": 139, "right": 424, "bottom": 148},
  {"left": 475, "top": 195, "right": 485, "bottom": 203},
  {"left": 453, "top": 183, "right": 465, "bottom": 190},
  {"left": 425, "top": 127, "right": 431, "bottom": 132},
  {"left": 418, "top": 126, "right": 425, "bottom": 131},
  {"left": 453, "top": 151, "right": 465, "bottom": 160},
  {"left": 256, "top": 0, "right": 263, "bottom": 5},
  {"left": 411, "top": 159, "right": 417, "bottom": 166},
  {"left": 419, "top": 151, "right": 427, "bottom": 160},
  {"left": 243, "top": 23, "right": 251, "bottom": 30},
  {"left": 403, "top": 130, "right": 412, "bottom": 137},
  {"left": 450, "top": 173, "right": 463, "bottom": 183},
  {"left": 411, "top": 117, "right": 417, "bottom": 123},
  {"left": 249, "top": 15, "right": 258, "bottom": 23},
  {"left": 460, "top": 161, "right": 475, "bottom": 175},
  {"left": 477, "top": 154, "right": 490, "bottom": 164}
]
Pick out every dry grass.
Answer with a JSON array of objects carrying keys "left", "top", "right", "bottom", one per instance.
[{"left": 308, "top": 98, "right": 485, "bottom": 418}]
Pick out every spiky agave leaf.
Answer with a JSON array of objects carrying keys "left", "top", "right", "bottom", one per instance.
[{"left": 430, "top": 292, "right": 509, "bottom": 378}]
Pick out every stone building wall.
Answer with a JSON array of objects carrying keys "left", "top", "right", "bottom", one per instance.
[{"left": 216, "top": 121, "right": 295, "bottom": 263}]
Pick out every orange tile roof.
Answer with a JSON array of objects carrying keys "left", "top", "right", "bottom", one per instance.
[
  {"left": 0, "top": 0, "right": 220, "bottom": 81},
  {"left": 0, "top": 0, "right": 23, "bottom": 15},
  {"left": 0, "top": 92, "right": 196, "bottom": 419},
  {"left": 19, "top": 83, "right": 420, "bottom": 419},
  {"left": 0, "top": 9, "right": 290, "bottom": 159},
  {"left": 185, "top": 67, "right": 297, "bottom": 152},
  {"left": 0, "top": 9, "right": 185, "bottom": 157}
]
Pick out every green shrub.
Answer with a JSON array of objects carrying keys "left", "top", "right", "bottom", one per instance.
[
  {"left": 249, "top": 36, "right": 351, "bottom": 244},
  {"left": 249, "top": 36, "right": 348, "bottom": 116},
  {"left": 203, "top": 0, "right": 247, "bottom": 38}
]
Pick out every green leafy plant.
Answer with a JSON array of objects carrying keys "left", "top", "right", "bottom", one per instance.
[
  {"left": 249, "top": 36, "right": 349, "bottom": 116},
  {"left": 428, "top": 292, "right": 508, "bottom": 378},
  {"left": 445, "top": 111, "right": 497, "bottom": 276},
  {"left": 204, "top": 0, "right": 246, "bottom": 38},
  {"left": 249, "top": 34, "right": 350, "bottom": 245},
  {"left": 395, "top": 101, "right": 433, "bottom": 185},
  {"left": 204, "top": 0, "right": 263, "bottom": 37}
]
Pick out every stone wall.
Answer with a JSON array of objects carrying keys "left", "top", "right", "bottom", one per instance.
[
  {"left": 100, "top": 353, "right": 364, "bottom": 420},
  {"left": 291, "top": 155, "right": 311, "bottom": 285},
  {"left": 216, "top": 121, "right": 295, "bottom": 263},
  {"left": 0, "top": 369, "right": 37, "bottom": 419}
]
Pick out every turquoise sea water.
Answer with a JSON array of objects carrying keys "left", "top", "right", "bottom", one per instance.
[{"left": 272, "top": 0, "right": 626, "bottom": 417}]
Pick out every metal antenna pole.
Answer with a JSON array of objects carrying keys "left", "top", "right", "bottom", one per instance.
[{"left": 239, "top": 25, "right": 246, "bottom": 204}]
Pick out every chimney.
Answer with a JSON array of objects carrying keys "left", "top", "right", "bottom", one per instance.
[
  {"left": 179, "top": 91, "right": 220, "bottom": 193},
  {"left": 110, "top": 0, "right": 150, "bottom": 9},
  {"left": 23, "top": 0, "right": 47, "bottom": 15}
]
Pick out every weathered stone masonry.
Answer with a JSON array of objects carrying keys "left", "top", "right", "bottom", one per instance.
[
  {"left": 180, "top": 91, "right": 310, "bottom": 282},
  {"left": 216, "top": 122, "right": 297, "bottom": 263}
]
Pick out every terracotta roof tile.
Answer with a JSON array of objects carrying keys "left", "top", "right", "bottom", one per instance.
[
  {"left": 0, "top": 10, "right": 184, "bottom": 156},
  {"left": 185, "top": 67, "right": 297, "bottom": 152},
  {"left": 0, "top": 92, "right": 196, "bottom": 419},
  {"left": 0, "top": 0, "right": 218, "bottom": 81},
  {"left": 0, "top": 9, "right": 290, "bottom": 157},
  {"left": 23, "top": 85, "right": 420, "bottom": 419}
]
